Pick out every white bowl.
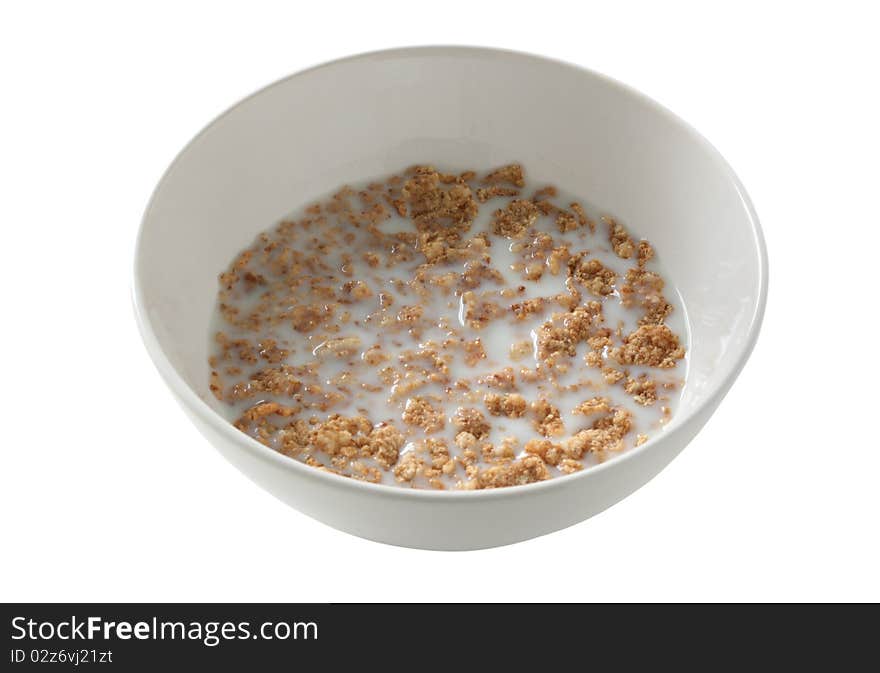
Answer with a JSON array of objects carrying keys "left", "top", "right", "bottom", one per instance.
[{"left": 134, "top": 46, "right": 767, "bottom": 550}]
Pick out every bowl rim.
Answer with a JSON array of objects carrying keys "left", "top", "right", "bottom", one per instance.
[{"left": 133, "top": 44, "right": 768, "bottom": 501}]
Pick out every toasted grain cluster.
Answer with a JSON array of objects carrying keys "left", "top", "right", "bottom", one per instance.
[
  {"left": 210, "top": 162, "right": 686, "bottom": 490},
  {"left": 566, "top": 406, "right": 634, "bottom": 461},
  {"left": 606, "top": 217, "right": 636, "bottom": 259},
  {"left": 532, "top": 399, "right": 565, "bottom": 437},
  {"left": 611, "top": 324, "right": 685, "bottom": 368},
  {"left": 569, "top": 253, "right": 617, "bottom": 296},
  {"left": 484, "top": 392, "right": 528, "bottom": 418},
  {"left": 402, "top": 396, "right": 445, "bottom": 433},
  {"left": 492, "top": 199, "right": 540, "bottom": 238}
]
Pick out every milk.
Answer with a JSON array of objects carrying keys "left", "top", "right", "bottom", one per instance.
[{"left": 209, "top": 171, "right": 688, "bottom": 487}]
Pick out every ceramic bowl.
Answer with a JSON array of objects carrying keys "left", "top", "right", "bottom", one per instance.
[{"left": 134, "top": 46, "right": 767, "bottom": 550}]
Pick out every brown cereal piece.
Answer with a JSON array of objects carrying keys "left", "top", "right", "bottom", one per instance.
[
  {"left": 291, "top": 303, "right": 331, "bottom": 332},
  {"left": 351, "top": 461, "right": 383, "bottom": 484},
  {"left": 536, "top": 323, "right": 577, "bottom": 360},
  {"left": 421, "top": 437, "right": 455, "bottom": 476},
  {"left": 430, "top": 272, "right": 458, "bottom": 294},
  {"left": 240, "top": 401, "right": 299, "bottom": 423},
  {"left": 573, "top": 396, "right": 612, "bottom": 416},
  {"left": 340, "top": 280, "right": 373, "bottom": 301},
  {"left": 624, "top": 374, "right": 658, "bottom": 406},
  {"left": 523, "top": 260, "right": 544, "bottom": 281},
  {"left": 619, "top": 268, "right": 672, "bottom": 325},
  {"left": 524, "top": 438, "right": 563, "bottom": 466},
  {"left": 460, "top": 262, "right": 504, "bottom": 290},
  {"left": 362, "top": 251, "right": 381, "bottom": 268},
  {"left": 394, "top": 452, "right": 423, "bottom": 483},
  {"left": 214, "top": 333, "right": 258, "bottom": 364},
  {"left": 362, "top": 344, "right": 390, "bottom": 366},
  {"left": 482, "top": 163, "right": 526, "bottom": 188},
  {"left": 519, "top": 367, "right": 546, "bottom": 383},
  {"left": 484, "top": 392, "right": 527, "bottom": 418},
  {"left": 530, "top": 231, "right": 555, "bottom": 251},
  {"left": 459, "top": 291, "right": 503, "bottom": 329},
  {"left": 587, "top": 329, "right": 613, "bottom": 353},
  {"left": 601, "top": 366, "right": 627, "bottom": 384},
  {"left": 492, "top": 199, "right": 540, "bottom": 238},
  {"left": 535, "top": 302, "right": 604, "bottom": 362},
  {"left": 472, "top": 455, "right": 550, "bottom": 489},
  {"left": 620, "top": 268, "right": 664, "bottom": 303},
  {"left": 398, "top": 346, "right": 450, "bottom": 379},
  {"left": 570, "top": 202, "right": 595, "bottom": 233},
  {"left": 554, "top": 289, "right": 582, "bottom": 311},
  {"left": 257, "top": 339, "right": 289, "bottom": 364},
  {"left": 564, "top": 301, "right": 604, "bottom": 338},
  {"left": 228, "top": 365, "right": 303, "bottom": 400},
  {"left": 454, "top": 431, "right": 478, "bottom": 450},
  {"left": 274, "top": 419, "right": 312, "bottom": 457},
  {"left": 378, "top": 366, "right": 398, "bottom": 386},
  {"left": 533, "top": 199, "right": 558, "bottom": 217},
  {"left": 593, "top": 407, "right": 634, "bottom": 437},
  {"left": 396, "top": 304, "right": 425, "bottom": 335},
  {"left": 611, "top": 324, "right": 685, "bottom": 368},
  {"left": 606, "top": 217, "right": 636, "bottom": 259},
  {"left": 635, "top": 434, "right": 649, "bottom": 447},
  {"left": 481, "top": 367, "right": 517, "bottom": 391},
  {"left": 401, "top": 166, "right": 478, "bottom": 230},
  {"left": 509, "top": 340, "right": 533, "bottom": 361},
  {"left": 377, "top": 292, "right": 394, "bottom": 310},
  {"left": 556, "top": 210, "right": 579, "bottom": 233},
  {"left": 399, "top": 168, "right": 479, "bottom": 264},
  {"left": 476, "top": 185, "right": 520, "bottom": 202},
  {"left": 558, "top": 459, "right": 584, "bottom": 474},
  {"left": 368, "top": 422, "right": 406, "bottom": 468},
  {"left": 565, "top": 407, "right": 633, "bottom": 458},
  {"left": 452, "top": 407, "right": 490, "bottom": 439},
  {"left": 209, "top": 371, "right": 223, "bottom": 400},
  {"left": 313, "top": 336, "right": 361, "bottom": 359},
  {"left": 637, "top": 240, "right": 655, "bottom": 267},
  {"left": 402, "top": 396, "right": 445, "bottom": 434},
  {"left": 547, "top": 246, "right": 570, "bottom": 275},
  {"left": 531, "top": 399, "right": 564, "bottom": 437},
  {"left": 584, "top": 350, "right": 603, "bottom": 368},
  {"left": 388, "top": 371, "right": 429, "bottom": 402},
  {"left": 531, "top": 186, "right": 557, "bottom": 200},
  {"left": 510, "top": 297, "right": 546, "bottom": 320},
  {"left": 482, "top": 437, "right": 518, "bottom": 463},
  {"left": 639, "top": 294, "right": 674, "bottom": 326},
  {"left": 309, "top": 414, "right": 372, "bottom": 459},
  {"left": 568, "top": 252, "right": 617, "bottom": 296}
]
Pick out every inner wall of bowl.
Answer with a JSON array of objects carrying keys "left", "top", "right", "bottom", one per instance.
[{"left": 137, "top": 48, "right": 762, "bottom": 421}]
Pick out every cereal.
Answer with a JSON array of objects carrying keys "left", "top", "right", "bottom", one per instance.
[
  {"left": 492, "top": 199, "right": 540, "bottom": 238},
  {"left": 402, "top": 396, "right": 445, "bottom": 433},
  {"left": 610, "top": 324, "right": 685, "bottom": 368},
  {"left": 453, "top": 407, "right": 490, "bottom": 439},
  {"left": 531, "top": 399, "right": 565, "bottom": 437},
  {"left": 568, "top": 253, "right": 617, "bottom": 296},
  {"left": 210, "top": 163, "right": 687, "bottom": 489},
  {"left": 470, "top": 455, "right": 550, "bottom": 489},
  {"left": 482, "top": 163, "right": 525, "bottom": 188},
  {"left": 484, "top": 392, "right": 528, "bottom": 418},
  {"left": 572, "top": 396, "right": 612, "bottom": 416},
  {"left": 606, "top": 217, "right": 635, "bottom": 259}
]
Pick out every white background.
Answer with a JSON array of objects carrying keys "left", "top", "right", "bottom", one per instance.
[{"left": 1, "top": 1, "right": 877, "bottom": 602}]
